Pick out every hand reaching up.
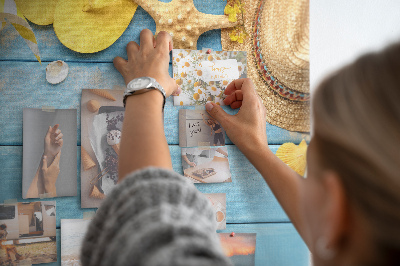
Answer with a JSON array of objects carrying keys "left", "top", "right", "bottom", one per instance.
[
  {"left": 41, "top": 152, "right": 61, "bottom": 197},
  {"left": 205, "top": 78, "right": 268, "bottom": 155},
  {"left": 44, "top": 124, "right": 63, "bottom": 166}
]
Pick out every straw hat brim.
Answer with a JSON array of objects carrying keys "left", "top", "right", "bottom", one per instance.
[{"left": 222, "top": 0, "right": 310, "bottom": 132}]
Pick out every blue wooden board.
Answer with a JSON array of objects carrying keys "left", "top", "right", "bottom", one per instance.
[
  {"left": 0, "top": 61, "right": 310, "bottom": 146},
  {"left": 0, "top": 145, "right": 289, "bottom": 227},
  {"left": 35, "top": 222, "right": 308, "bottom": 266},
  {"left": 0, "top": 0, "right": 310, "bottom": 264},
  {"left": 220, "top": 223, "right": 309, "bottom": 266}
]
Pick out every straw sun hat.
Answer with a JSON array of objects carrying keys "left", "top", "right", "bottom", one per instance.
[{"left": 222, "top": 0, "right": 310, "bottom": 132}]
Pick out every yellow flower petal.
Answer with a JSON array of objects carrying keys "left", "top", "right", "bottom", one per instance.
[{"left": 228, "top": 13, "right": 237, "bottom": 22}]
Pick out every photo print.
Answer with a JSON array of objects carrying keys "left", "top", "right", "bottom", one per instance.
[
  {"left": 81, "top": 89, "right": 125, "bottom": 208},
  {"left": 219, "top": 233, "right": 257, "bottom": 266},
  {"left": 172, "top": 49, "right": 247, "bottom": 106},
  {"left": 22, "top": 108, "right": 77, "bottom": 199},
  {"left": 61, "top": 219, "right": 92, "bottom": 266},
  {"left": 0, "top": 201, "right": 57, "bottom": 265},
  {"left": 181, "top": 147, "right": 231, "bottom": 183},
  {"left": 205, "top": 193, "right": 226, "bottom": 230},
  {"left": 179, "top": 109, "right": 225, "bottom": 148}
]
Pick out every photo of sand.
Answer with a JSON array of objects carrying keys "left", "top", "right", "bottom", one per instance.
[{"left": 61, "top": 219, "right": 92, "bottom": 266}]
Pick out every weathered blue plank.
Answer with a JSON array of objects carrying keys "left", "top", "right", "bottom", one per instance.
[
  {"left": 219, "top": 223, "right": 310, "bottom": 266},
  {"left": 0, "top": 61, "right": 310, "bottom": 145},
  {"left": 0, "top": 3, "right": 225, "bottom": 62},
  {"left": 45, "top": 222, "right": 311, "bottom": 266},
  {"left": 3, "top": 224, "right": 309, "bottom": 266},
  {"left": 0, "top": 145, "right": 292, "bottom": 227}
]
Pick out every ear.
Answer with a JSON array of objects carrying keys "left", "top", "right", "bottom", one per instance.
[{"left": 321, "top": 171, "right": 350, "bottom": 251}]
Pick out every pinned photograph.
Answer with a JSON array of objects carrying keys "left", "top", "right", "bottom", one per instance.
[
  {"left": 0, "top": 201, "right": 57, "bottom": 265},
  {"left": 219, "top": 233, "right": 257, "bottom": 266},
  {"left": 81, "top": 89, "right": 124, "bottom": 208},
  {"left": 22, "top": 108, "right": 77, "bottom": 199},
  {"left": 179, "top": 109, "right": 225, "bottom": 148},
  {"left": 61, "top": 219, "right": 92, "bottom": 266},
  {"left": 205, "top": 193, "right": 226, "bottom": 230},
  {"left": 172, "top": 49, "right": 247, "bottom": 106},
  {"left": 181, "top": 147, "right": 231, "bottom": 183}
]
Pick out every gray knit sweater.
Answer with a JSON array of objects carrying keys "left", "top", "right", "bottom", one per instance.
[{"left": 81, "top": 167, "right": 232, "bottom": 266}]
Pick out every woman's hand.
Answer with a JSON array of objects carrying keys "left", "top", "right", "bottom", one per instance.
[
  {"left": 41, "top": 152, "right": 61, "bottom": 197},
  {"left": 113, "top": 29, "right": 180, "bottom": 97},
  {"left": 205, "top": 78, "right": 269, "bottom": 155},
  {"left": 44, "top": 124, "right": 63, "bottom": 166}
]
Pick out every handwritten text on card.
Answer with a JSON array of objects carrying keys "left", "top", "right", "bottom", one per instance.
[{"left": 198, "top": 59, "right": 239, "bottom": 82}]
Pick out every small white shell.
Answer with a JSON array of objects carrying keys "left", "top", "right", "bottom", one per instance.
[{"left": 46, "top": 60, "right": 69, "bottom": 84}]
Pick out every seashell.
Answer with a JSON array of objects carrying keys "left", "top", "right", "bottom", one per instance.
[
  {"left": 89, "top": 89, "right": 116, "bottom": 101},
  {"left": 87, "top": 99, "right": 101, "bottom": 113},
  {"left": 46, "top": 60, "right": 69, "bottom": 84},
  {"left": 90, "top": 185, "right": 105, "bottom": 199},
  {"left": 276, "top": 139, "right": 308, "bottom": 176},
  {"left": 81, "top": 147, "right": 96, "bottom": 171}
]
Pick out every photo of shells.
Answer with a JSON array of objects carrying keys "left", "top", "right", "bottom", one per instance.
[
  {"left": 219, "top": 233, "right": 257, "bottom": 266},
  {"left": 179, "top": 109, "right": 226, "bottom": 148},
  {"left": 61, "top": 219, "right": 92, "bottom": 266},
  {"left": 205, "top": 193, "right": 226, "bottom": 230},
  {"left": 81, "top": 89, "right": 124, "bottom": 208},
  {"left": 172, "top": 49, "right": 247, "bottom": 106},
  {"left": 0, "top": 201, "right": 57, "bottom": 265},
  {"left": 181, "top": 147, "right": 231, "bottom": 183},
  {"left": 22, "top": 108, "right": 77, "bottom": 199}
]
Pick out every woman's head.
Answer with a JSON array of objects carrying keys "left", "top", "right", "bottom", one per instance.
[
  {"left": 0, "top": 224, "right": 7, "bottom": 230},
  {"left": 303, "top": 43, "right": 400, "bottom": 265}
]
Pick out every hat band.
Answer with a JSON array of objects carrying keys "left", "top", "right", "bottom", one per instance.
[{"left": 252, "top": 0, "right": 310, "bottom": 102}]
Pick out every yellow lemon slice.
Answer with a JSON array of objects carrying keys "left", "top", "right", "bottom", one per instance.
[
  {"left": 53, "top": 0, "right": 137, "bottom": 53},
  {"left": 14, "top": 0, "right": 57, "bottom": 25}
]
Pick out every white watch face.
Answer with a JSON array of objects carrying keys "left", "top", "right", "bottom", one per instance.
[{"left": 131, "top": 77, "right": 151, "bottom": 90}]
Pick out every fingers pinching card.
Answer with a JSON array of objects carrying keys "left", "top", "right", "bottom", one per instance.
[
  {"left": 22, "top": 108, "right": 77, "bottom": 199},
  {"left": 172, "top": 49, "right": 247, "bottom": 106}
]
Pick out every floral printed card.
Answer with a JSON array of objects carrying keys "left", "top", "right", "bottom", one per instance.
[{"left": 173, "top": 49, "right": 247, "bottom": 106}]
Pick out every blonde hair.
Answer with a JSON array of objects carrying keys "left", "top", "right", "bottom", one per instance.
[{"left": 312, "top": 43, "right": 400, "bottom": 264}]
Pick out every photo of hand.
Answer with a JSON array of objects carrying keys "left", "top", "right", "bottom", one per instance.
[
  {"left": 26, "top": 124, "right": 63, "bottom": 198},
  {"left": 43, "top": 124, "right": 63, "bottom": 165}
]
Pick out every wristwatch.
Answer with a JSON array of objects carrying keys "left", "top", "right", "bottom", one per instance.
[{"left": 123, "top": 77, "right": 166, "bottom": 109}]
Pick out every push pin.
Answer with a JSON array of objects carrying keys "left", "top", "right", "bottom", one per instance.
[
  {"left": 206, "top": 49, "right": 212, "bottom": 54},
  {"left": 230, "top": 232, "right": 235, "bottom": 237}
]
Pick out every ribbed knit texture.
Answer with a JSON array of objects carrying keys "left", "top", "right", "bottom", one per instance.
[{"left": 81, "top": 167, "right": 232, "bottom": 266}]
